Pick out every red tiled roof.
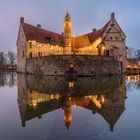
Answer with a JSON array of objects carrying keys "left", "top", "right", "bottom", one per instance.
[
  {"left": 21, "top": 19, "right": 111, "bottom": 49},
  {"left": 22, "top": 23, "right": 64, "bottom": 46},
  {"left": 73, "top": 34, "right": 91, "bottom": 49},
  {"left": 88, "top": 19, "right": 111, "bottom": 43}
]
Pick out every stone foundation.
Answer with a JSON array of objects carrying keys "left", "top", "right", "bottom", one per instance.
[{"left": 26, "top": 55, "right": 122, "bottom": 76}]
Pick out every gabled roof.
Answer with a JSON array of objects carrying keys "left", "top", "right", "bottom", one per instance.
[
  {"left": 22, "top": 23, "right": 64, "bottom": 46},
  {"left": 73, "top": 34, "right": 91, "bottom": 49},
  {"left": 73, "top": 20, "right": 111, "bottom": 49},
  {"left": 88, "top": 19, "right": 111, "bottom": 42}
]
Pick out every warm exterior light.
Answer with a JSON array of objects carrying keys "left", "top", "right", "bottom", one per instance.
[
  {"left": 69, "top": 82, "right": 74, "bottom": 88},
  {"left": 70, "top": 64, "right": 74, "bottom": 68},
  {"left": 94, "top": 38, "right": 102, "bottom": 46},
  {"left": 85, "top": 95, "right": 103, "bottom": 109},
  {"left": 50, "top": 46, "right": 53, "bottom": 49},
  {"left": 101, "top": 95, "right": 105, "bottom": 104}
]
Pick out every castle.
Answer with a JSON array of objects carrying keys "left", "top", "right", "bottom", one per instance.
[{"left": 17, "top": 12, "right": 127, "bottom": 75}]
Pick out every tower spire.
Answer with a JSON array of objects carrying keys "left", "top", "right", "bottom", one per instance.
[{"left": 63, "top": 11, "right": 72, "bottom": 54}]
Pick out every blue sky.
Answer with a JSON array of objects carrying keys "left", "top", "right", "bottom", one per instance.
[{"left": 0, "top": 0, "right": 139, "bottom": 53}]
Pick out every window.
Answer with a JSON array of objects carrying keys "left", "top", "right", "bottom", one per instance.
[
  {"left": 29, "top": 52, "right": 32, "bottom": 58},
  {"left": 110, "top": 36, "right": 112, "bottom": 40},
  {"left": 111, "top": 24, "right": 115, "bottom": 27},
  {"left": 22, "top": 51, "right": 24, "bottom": 58},
  {"left": 115, "top": 36, "right": 118, "bottom": 40},
  {"left": 29, "top": 42, "right": 32, "bottom": 48},
  {"left": 38, "top": 52, "right": 42, "bottom": 57},
  {"left": 106, "top": 50, "right": 110, "bottom": 57}
]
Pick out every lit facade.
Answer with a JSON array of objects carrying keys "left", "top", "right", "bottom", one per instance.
[{"left": 17, "top": 12, "right": 127, "bottom": 73}]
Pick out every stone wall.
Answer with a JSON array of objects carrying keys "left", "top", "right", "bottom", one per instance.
[
  {"left": 17, "top": 24, "right": 27, "bottom": 73},
  {"left": 26, "top": 55, "right": 121, "bottom": 76}
]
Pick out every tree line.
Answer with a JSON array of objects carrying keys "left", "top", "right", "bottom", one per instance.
[
  {"left": 127, "top": 47, "right": 140, "bottom": 59},
  {"left": 0, "top": 72, "right": 16, "bottom": 87},
  {"left": 0, "top": 51, "right": 16, "bottom": 69}
]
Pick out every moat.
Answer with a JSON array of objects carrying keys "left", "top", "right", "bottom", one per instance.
[{"left": 0, "top": 72, "right": 140, "bottom": 140}]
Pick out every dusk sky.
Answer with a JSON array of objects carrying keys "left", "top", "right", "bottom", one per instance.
[{"left": 0, "top": 0, "right": 139, "bottom": 53}]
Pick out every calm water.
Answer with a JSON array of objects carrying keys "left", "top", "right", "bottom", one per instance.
[{"left": 0, "top": 72, "right": 140, "bottom": 140}]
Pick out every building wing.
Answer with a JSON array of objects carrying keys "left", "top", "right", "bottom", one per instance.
[{"left": 22, "top": 23, "right": 64, "bottom": 46}]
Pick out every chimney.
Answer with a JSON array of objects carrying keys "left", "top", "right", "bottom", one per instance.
[
  {"left": 92, "top": 28, "right": 96, "bottom": 32},
  {"left": 62, "top": 32, "right": 64, "bottom": 36},
  {"left": 37, "top": 24, "right": 41, "bottom": 28},
  {"left": 20, "top": 17, "right": 24, "bottom": 23},
  {"left": 111, "top": 12, "right": 115, "bottom": 19}
]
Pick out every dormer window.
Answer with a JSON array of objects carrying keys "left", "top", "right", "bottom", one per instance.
[{"left": 46, "top": 35, "right": 51, "bottom": 40}]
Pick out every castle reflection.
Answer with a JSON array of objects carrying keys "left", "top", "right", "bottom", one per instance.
[{"left": 17, "top": 74, "right": 126, "bottom": 132}]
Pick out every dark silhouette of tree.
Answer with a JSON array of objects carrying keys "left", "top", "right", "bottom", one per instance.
[
  {"left": 0, "top": 72, "right": 7, "bottom": 87},
  {"left": 134, "top": 49, "right": 140, "bottom": 60},
  {"left": 7, "top": 51, "right": 16, "bottom": 66},
  {"left": 127, "top": 47, "right": 134, "bottom": 58},
  {"left": 8, "top": 72, "right": 16, "bottom": 87},
  {"left": 0, "top": 52, "right": 7, "bottom": 68}
]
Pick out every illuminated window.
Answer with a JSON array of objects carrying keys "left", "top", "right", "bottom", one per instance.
[
  {"left": 69, "top": 82, "right": 74, "bottom": 88},
  {"left": 50, "top": 46, "right": 53, "bottom": 49}
]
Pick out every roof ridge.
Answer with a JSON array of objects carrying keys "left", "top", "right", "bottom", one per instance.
[{"left": 22, "top": 22, "right": 62, "bottom": 36}]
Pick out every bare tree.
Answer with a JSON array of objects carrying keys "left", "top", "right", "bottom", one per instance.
[
  {"left": 0, "top": 52, "right": 7, "bottom": 68},
  {"left": 134, "top": 49, "right": 140, "bottom": 60},
  {"left": 127, "top": 47, "right": 134, "bottom": 58},
  {"left": 7, "top": 51, "right": 16, "bottom": 66}
]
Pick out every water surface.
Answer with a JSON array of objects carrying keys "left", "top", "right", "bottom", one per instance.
[{"left": 0, "top": 73, "right": 140, "bottom": 140}]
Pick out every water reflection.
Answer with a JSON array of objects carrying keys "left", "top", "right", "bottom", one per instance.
[
  {"left": 17, "top": 74, "right": 127, "bottom": 132},
  {"left": 0, "top": 72, "right": 16, "bottom": 87},
  {"left": 126, "top": 75, "right": 140, "bottom": 91}
]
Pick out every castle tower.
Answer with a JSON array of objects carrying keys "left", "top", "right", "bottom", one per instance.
[
  {"left": 63, "top": 97, "right": 72, "bottom": 129},
  {"left": 63, "top": 12, "right": 72, "bottom": 54}
]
